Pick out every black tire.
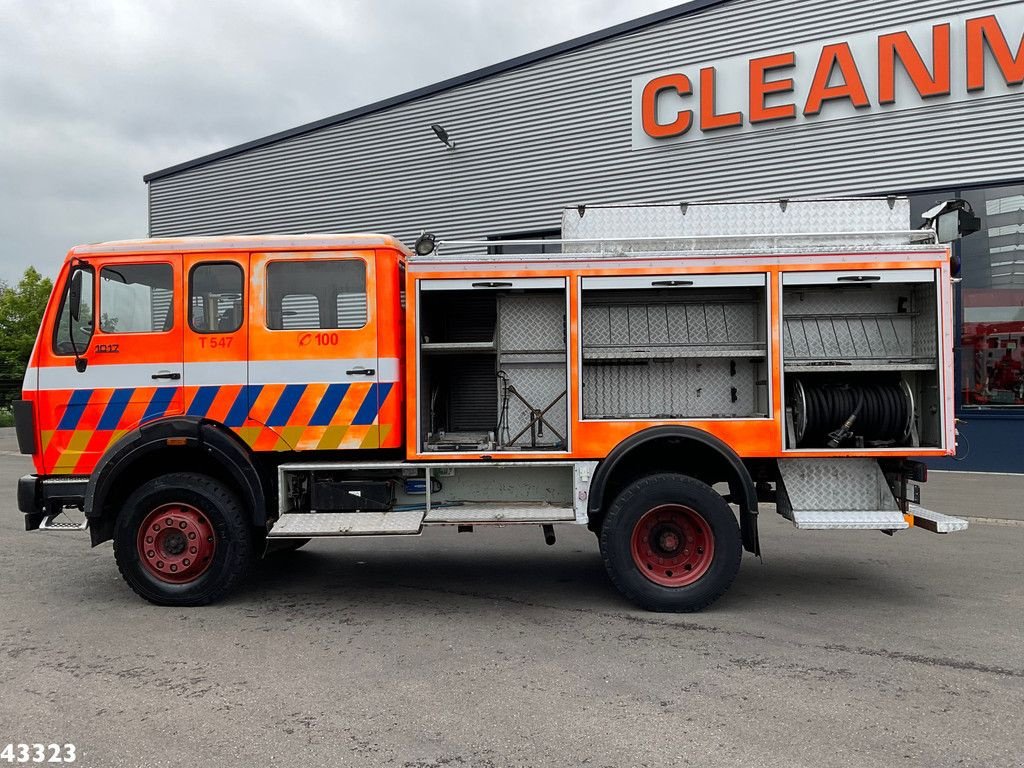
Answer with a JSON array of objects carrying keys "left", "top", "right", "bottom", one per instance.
[
  {"left": 599, "top": 473, "right": 742, "bottom": 612},
  {"left": 265, "top": 537, "right": 311, "bottom": 555},
  {"left": 113, "top": 472, "right": 254, "bottom": 606}
]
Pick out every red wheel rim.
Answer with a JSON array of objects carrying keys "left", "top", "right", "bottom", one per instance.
[
  {"left": 630, "top": 504, "right": 714, "bottom": 587},
  {"left": 136, "top": 503, "right": 216, "bottom": 584}
]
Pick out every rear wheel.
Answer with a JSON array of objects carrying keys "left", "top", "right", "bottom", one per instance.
[
  {"left": 599, "top": 473, "right": 741, "bottom": 612},
  {"left": 114, "top": 472, "right": 254, "bottom": 606}
]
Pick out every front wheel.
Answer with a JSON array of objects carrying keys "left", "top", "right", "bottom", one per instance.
[
  {"left": 599, "top": 474, "right": 741, "bottom": 612},
  {"left": 113, "top": 472, "right": 254, "bottom": 606}
]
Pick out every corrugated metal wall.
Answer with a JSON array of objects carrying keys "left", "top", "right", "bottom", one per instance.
[{"left": 148, "top": 0, "right": 1023, "bottom": 242}]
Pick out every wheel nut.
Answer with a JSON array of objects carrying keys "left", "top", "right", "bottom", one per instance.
[
  {"left": 147, "top": 550, "right": 155, "bottom": 558},
  {"left": 146, "top": 536, "right": 153, "bottom": 544},
  {"left": 157, "top": 561, "right": 164, "bottom": 569},
  {"left": 165, "top": 518, "right": 172, "bottom": 526},
  {"left": 183, "top": 559, "right": 190, "bottom": 566},
  {"left": 170, "top": 564, "right": 177, "bottom": 572},
  {"left": 179, "top": 521, "right": 187, "bottom": 529},
  {"left": 188, "top": 532, "right": 196, "bottom": 540},
  {"left": 190, "top": 546, "right": 197, "bottom": 554}
]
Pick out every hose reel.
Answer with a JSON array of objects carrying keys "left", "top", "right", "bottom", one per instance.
[{"left": 789, "top": 379, "right": 914, "bottom": 448}]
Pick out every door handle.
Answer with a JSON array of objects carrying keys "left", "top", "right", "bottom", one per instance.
[
  {"left": 837, "top": 275, "right": 882, "bottom": 282},
  {"left": 345, "top": 367, "right": 376, "bottom": 376},
  {"left": 471, "top": 281, "right": 513, "bottom": 288},
  {"left": 651, "top": 279, "right": 694, "bottom": 287},
  {"left": 151, "top": 371, "right": 181, "bottom": 380}
]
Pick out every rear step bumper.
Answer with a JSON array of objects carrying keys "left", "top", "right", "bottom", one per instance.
[
  {"left": 776, "top": 459, "right": 968, "bottom": 533},
  {"left": 19, "top": 475, "right": 88, "bottom": 531}
]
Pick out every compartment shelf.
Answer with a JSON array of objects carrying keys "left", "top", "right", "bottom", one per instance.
[
  {"left": 785, "top": 360, "right": 937, "bottom": 373},
  {"left": 421, "top": 341, "right": 495, "bottom": 354},
  {"left": 584, "top": 345, "right": 766, "bottom": 361}
]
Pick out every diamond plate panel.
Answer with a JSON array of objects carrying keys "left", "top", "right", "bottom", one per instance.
[
  {"left": 499, "top": 365, "right": 568, "bottom": 447},
  {"left": 782, "top": 282, "right": 937, "bottom": 364},
  {"left": 582, "top": 358, "right": 761, "bottom": 419},
  {"left": 562, "top": 199, "right": 913, "bottom": 246},
  {"left": 424, "top": 502, "right": 574, "bottom": 522},
  {"left": 582, "top": 294, "right": 762, "bottom": 351},
  {"left": 498, "top": 294, "right": 565, "bottom": 352},
  {"left": 270, "top": 511, "right": 424, "bottom": 536},
  {"left": 778, "top": 459, "right": 899, "bottom": 512}
]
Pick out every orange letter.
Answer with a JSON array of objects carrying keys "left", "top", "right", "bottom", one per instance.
[
  {"left": 966, "top": 14, "right": 1024, "bottom": 91},
  {"left": 641, "top": 74, "right": 693, "bottom": 138},
  {"left": 699, "top": 67, "right": 743, "bottom": 131},
  {"left": 878, "top": 24, "right": 951, "bottom": 104},
  {"left": 749, "top": 52, "right": 797, "bottom": 123},
  {"left": 804, "top": 42, "right": 871, "bottom": 116}
]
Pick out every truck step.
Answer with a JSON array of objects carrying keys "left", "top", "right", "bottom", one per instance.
[
  {"left": 789, "top": 509, "right": 909, "bottom": 531},
  {"left": 776, "top": 458, "right": 908, "bottom": 531},
  {"left": 906, "top": 504, "right": 969, "bottom": 533},
  {"left": 268, "top": 511, "right": 424, "bottom": 537},
  {"left": 38, "top": 512, "right": 89, "bottom": 531},
  {"left": 423, "top": 502, "right": 575, "bottom": 523}
]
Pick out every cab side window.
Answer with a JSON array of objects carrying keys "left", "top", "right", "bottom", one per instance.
[
  {"left": 266, "top": 260, "right": 367, "bottom": 330},
  {"left": 52, "top": 265, "right": 95, "bottom": 356},
  {"left": 190, "top": 263, "right": 244, "bottom": 333},
  {"left": 99, "top": 264, "right": 174, "bottom": 334}
]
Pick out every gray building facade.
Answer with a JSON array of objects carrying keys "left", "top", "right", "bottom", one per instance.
[{"left": 146, "top": 0, "right": 1024, "bottom": 472}]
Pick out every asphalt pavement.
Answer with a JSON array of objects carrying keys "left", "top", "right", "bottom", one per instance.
[{"left": 1, "top": 439, "right": 1021, "bottom": 768}]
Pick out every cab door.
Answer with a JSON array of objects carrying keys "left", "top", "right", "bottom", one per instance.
[
  {"left": 40, "top": 255, "right": 184, "bottom": 473},
  {"left": 181, "top": 255, "right": 248, "bottom": 429},
  {"left": 246, "top": 251, "right": 382, "bottom": 451}
]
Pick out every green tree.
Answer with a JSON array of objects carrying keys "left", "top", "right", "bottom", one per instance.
[{"left": 0, "top": 267, "right": 53, "bottom": 408}]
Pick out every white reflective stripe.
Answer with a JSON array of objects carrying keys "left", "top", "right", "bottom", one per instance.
[
  {"left": 22, "top": 366, "right": 37, "bottom": 391},
  {"left": 247, "top": 358, "right": 400, "bottom": 384},
  {"left": 30, "top": 358, "right": 401, "bottom": 390},
  {"left": 184, "top": 361, "right": 248, "bottom": 385},
  {"left": 36, "top": 363, "right": 183, "bottom": 390}
]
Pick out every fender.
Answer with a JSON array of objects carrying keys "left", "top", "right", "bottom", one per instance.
[
  {"left": 85, "top": 417, "right": 267, "bottom": 544},
  {"left": 588, "top": 425, "right": 758, "bottom": 532}
]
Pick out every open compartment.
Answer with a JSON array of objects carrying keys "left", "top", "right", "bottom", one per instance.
[
  {"left": 579, "top": 274, "right": 769, "bottom": 420},
  {"left": 418, "top": 278, "right": 568, "bottom": 452},
  {"left": 781, "top": 269, "right": 942, "bottom": 449}
]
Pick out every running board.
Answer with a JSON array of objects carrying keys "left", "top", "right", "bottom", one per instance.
[
  {"left": 268, "top": 511, "right": 425, "bottom": 537},
  {"left": 776, "top": 458, "right": 909, "bottom": 531}
]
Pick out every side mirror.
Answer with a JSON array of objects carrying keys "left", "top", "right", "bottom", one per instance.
[{"left": 69, "top": 269, "right": 83, "bottom": 322}]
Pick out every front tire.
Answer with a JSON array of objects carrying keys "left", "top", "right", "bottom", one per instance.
[
  {"left": 113, "top": 472, "right": 254, "bottom": 606},
  {"left": 599, "top": 473, "right": 741, "bottom": 612}
]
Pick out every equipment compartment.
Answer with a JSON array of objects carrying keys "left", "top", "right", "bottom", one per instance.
[
  {"left": 781, "top": 270, "right": 943, "bottom": 449},
  {"left": 418, "top": 279, "right": 568, "bottom": 452},
  {"left": 580, "top": 274, "right": 769, "bottom": 420}
]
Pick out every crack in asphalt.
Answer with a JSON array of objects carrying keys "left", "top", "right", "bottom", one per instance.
[{"left": 389, "top": 581, "right": 1024, "bottom": 680}]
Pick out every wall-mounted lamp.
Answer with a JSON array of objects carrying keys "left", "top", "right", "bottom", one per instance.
[{"left": 430, "top": 123, "right": 455, "bottom": 150}]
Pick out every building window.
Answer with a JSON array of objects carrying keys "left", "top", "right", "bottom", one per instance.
[
  {"left": 959, "top": 184, "right": 1024, "bottom": 408},
  {"left": 190, "top": 263, "right": 243, "bottom": 333},
  {"left": 265, "top": 259, "right": 367, "bottom": 330},
  {"left": 99, "top": 263, "right": 174, "bottom": 334},
  {"left": 488, "top": 230, "right": 561, "bottom": 255}
]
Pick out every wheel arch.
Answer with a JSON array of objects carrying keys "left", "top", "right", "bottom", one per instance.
[
  {"left": 85, "top": 417, "right": 269, "bottom": 546},
  {"left": 587, "top": 426, "right": 760, "bottom": 555}
]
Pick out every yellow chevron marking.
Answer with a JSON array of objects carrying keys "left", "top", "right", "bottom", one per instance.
[
  {"left": 53, "top": 430, "right": 92, "bottom": 473},
  {"left": 235, "top": 426, "right": 262, "bottom": 447},
  {"left": 359, "top": 425, "right": 380, "bottom": 449},
  {"left": 316, "top": 425, "right": 348, "bottom": 449}
]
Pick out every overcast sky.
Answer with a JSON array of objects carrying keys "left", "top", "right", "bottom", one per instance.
[{"left": 0, "top": 0, "right": 680, "bottom": 283}]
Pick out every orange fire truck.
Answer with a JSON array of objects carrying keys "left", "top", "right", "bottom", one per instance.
[{"left": 15, "top": 198, "right": 977, "bottom": 611}]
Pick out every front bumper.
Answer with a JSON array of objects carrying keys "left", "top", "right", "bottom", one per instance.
[{"left": 19, "top": 475, "right": 88, "bottom": 531}]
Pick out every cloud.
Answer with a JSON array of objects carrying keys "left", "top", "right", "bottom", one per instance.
[{"left": 0, "top": 0, "right": 677, "bottom": 282}]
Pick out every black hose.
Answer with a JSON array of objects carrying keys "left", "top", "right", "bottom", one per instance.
[{"left": 796, "top": 381, "right": 910, "bottom": 448}]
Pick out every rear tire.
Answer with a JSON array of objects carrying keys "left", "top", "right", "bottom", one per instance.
[
  {"left": 599, "top": 473, "right": 741, "bottom": 612},
  {"left": 113, "top": 472, "right": 254, "bottom": 606}
]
